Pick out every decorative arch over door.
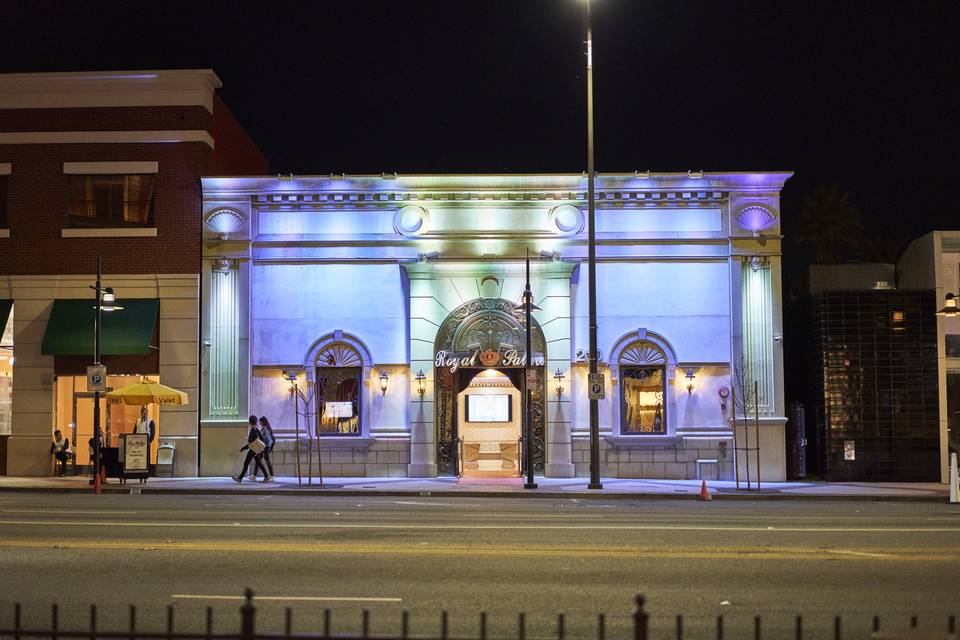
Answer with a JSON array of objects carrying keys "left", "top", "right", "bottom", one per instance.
[{"left": 433, "top": 298, "right": 547, "bottom": 476}]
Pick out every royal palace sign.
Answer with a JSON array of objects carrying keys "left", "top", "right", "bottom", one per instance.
[{"left": 435, "top": 348, "right": 545, "bottom": 373}]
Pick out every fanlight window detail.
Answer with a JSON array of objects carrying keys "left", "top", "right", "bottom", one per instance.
[
  {"left": 316, "top": 342, "right": 363, "bottom": 367},
  {"left": 734, "top": 205, "right": 777, "bottom": 234},
  {"left": 620, "top": 343, "right": 667, "bottom": 367}
]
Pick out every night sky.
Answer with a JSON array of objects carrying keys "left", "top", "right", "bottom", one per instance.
[{"left": 4, "top": 1, "right": 959, "bottom": 253}]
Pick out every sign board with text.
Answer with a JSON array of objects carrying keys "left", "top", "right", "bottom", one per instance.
[
  {"left": 588, "top": 373, "right": 605, "bottom": 400},
  {"left": 122, "top": 433, "right": 149, "bottom": 473}
]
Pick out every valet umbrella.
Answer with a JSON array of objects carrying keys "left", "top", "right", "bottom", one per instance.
[{"left": 105, "top": 381, "right": 189, "bottom": 406}]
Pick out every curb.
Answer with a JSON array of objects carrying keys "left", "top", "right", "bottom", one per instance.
[{"left": 0, "top": 485, "right": 949, "bottom": 502}]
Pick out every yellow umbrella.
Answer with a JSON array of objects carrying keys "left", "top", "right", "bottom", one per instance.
[{"left": 105, "top": 381, "right": 189, "bottom": 406}]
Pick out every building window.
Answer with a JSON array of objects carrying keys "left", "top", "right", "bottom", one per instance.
[
  {"left": 67, "top": 174, "right": 155, "bottom": 227},
  {"left": 313, "top": 342, "right": 364, "bottom": 436},
  {"left": 0, "top": 175, "right": 7, "bottom": 228},
  {"left": 619, "top": 342, "right": 668, "bottom": 435}
]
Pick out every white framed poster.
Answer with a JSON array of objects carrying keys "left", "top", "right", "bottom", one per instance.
[
  {"left": 123, "top": 433, "right": 149, "bottom": 472},
  {"left": 325, "top": 401, "right": 353, "bottom": 419}
]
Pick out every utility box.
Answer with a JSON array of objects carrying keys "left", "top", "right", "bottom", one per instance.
[{"left": 156, "top": 440, "right": 176, "bottom": 478}]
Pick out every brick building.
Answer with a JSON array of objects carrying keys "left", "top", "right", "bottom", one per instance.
[{"left": 0, "top": 70, "right": 266, "bottom": 476}]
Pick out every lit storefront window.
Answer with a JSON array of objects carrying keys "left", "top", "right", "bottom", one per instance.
[
  {"left": 316, "top": 367, "right": 361, "bottom": 434},
  {"left": 618, "top": 340, "right": 668, "bottom": 435}
]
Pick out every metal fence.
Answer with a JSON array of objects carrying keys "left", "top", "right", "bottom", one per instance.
[{"left": 1, "top": 590, "right": 957, "bottom": 640}]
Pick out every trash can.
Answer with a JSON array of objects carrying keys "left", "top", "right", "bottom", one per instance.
[{"left": 156, "top": 440, "right": 176, "bottom": 477}]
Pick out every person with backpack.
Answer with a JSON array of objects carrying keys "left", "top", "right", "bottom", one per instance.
[
  {"left": 233, "top": 415, "right": 268, "bottom": 483},
  {"left": 258, "top": 416, "right": 276, "bottom": 482}
]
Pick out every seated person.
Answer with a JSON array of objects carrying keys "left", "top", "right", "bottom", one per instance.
[{"left": 49, "top": 430, "right": 72, "bottom": 477}]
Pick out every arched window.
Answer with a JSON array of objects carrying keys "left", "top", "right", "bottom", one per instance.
[
  {"left": 315, "top": 342, "right": 363, "bottom": 435},
  {"left": 619, "top": 342, "right": 667, "bottom": 434}
]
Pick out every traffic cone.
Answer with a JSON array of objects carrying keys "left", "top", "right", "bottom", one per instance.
[{"left": 699, "top": 479, "right": 712, "bottom": 501}]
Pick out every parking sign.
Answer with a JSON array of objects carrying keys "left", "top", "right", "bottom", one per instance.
[
  {"left": 87, "top": 365, "right": 107, "bottom": 392},
  {"left": 588, "top": 373, "right": 605, "bottom": 400}
]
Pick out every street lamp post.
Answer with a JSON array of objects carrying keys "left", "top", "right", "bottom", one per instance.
[
  {"left": 89, "top": 256, "right": 121, "bottom": 492},
  {"left": 585, "top": 0, "right": 603, "bottom": 489},
  {"left": 523, "top": 248, "right": 537, "bottom": 489},
  {"left": 92, "top": 258, "right": 103, "bottom": 489}
]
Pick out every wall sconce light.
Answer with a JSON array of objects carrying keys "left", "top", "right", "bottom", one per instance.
[
  {"left": 378, "top": 370, "right": 389, "bottom": 396},
  {"left": 937, "top": 293, "right": 959, "bottom": 317},
  {"left": 415, "top": 369, "right": 427, "bottom": 397},
  {"left": 685, "top": 368, "right": 696, "bottom": 394},
  {"left": 281, "top": 369, "right": 299, "bottom": 392},
  {"left": 554, "top": 368, "right": 565, "bottom": 397},
  {"left": 718, "top": 386, "right": 730, "bottom": 410}
]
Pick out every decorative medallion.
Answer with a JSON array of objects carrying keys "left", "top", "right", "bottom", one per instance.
[
  {"left": 734, "top": 204, "right": 777, "bottom": 235},
  {"left": 620, "top": 342, "right": 667, "bottom": 366},
  {"left": 479, "top": 350, "right": 501, "bottom": 367},
  {"left": 316, "top": 342, "right": 363, "bottom": 367},
  {"left": 204, "top": 208, "right": 246, "bottom": 240},
  {"left": 394, "top": 205, "right": 430, "bottom": 236}
]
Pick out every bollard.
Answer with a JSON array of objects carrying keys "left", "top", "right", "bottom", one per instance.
[
  {"left": 633, "top": 594, "right": 648, "bottom": 640},
  {"left": 717, "top": 615, "right": 724, "bottom": 640},
  {"left": 518, "top": 612, "right": 526, "bottom": 640},
  {"left": 240, "top": 588, "right": 256, "bottom": 640},
  {"left": 14, "top": 603, "right": 21, "bottom": 640},
  {"left": 285, "top": 608, "right": 292, "bottom": 639},
  {"left": 89, "top": 604, "right": 97, "bottom": 640},
  {"left": 950, "top": 452, "right": 959, "bottom": 503},
  {"left": 597, "top": 613, "right": 605, "bottom": 640},
  {"left": 205, "top": 607, "right": 213, "bottom": 640},
  {"left": 401, "top": 611, "right": 409, "bottom": 640},
  {"left": 129, "top": 605, "right": 137, "bottom": 640},
  {"left": 795, "top": 615, "right": 802, "bottom": 640}
]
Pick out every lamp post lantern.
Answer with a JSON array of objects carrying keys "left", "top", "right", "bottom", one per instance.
[{"left": 584, "top": 0, "right": 602, "bottom": 489}]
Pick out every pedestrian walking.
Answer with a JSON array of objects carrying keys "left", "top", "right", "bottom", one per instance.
[
  {"left": 233, "top": 415, "right": 268, "bottom": 483},
  {"left": 258, "top": 416, "right": 276, "bottom": 482}
]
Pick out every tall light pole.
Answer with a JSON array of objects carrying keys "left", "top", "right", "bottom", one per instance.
[
  {"left": 585, "top": 0, "right": 602, "bottom": 489},
  {"left": 523, "top": 248, "right": 537, "bottom": 489},
  {"left": 92, "top": 257, "right": 103, "bottom": 489},
  {"left": 89, "top": 257, "right": 121, "bottom": 492}
]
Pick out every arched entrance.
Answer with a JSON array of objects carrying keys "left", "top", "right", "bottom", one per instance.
[{"left": 433, "top": 298, "right": 547, "bottom": 476}]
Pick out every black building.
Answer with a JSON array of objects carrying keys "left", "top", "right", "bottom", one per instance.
[{"left": 812, "top": 290, "right": 939, "bottom": 481}]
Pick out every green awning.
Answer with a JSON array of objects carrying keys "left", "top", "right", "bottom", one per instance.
[
  {"left": 0, "top": 300, "right": 11, "bottom": 341},
  {"left": 41, "top": 299, "right": 159, "bottom": 356}
]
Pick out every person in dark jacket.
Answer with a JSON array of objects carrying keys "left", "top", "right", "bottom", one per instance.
[
  {"left": 233, "top": 415, "right": 268, "bottom": 483},
  {"left": 258, "top": 416, "right": 276, "bottom": 482},
  {"left": 50, "top": 430, "right": 72, "bottom": 477}
]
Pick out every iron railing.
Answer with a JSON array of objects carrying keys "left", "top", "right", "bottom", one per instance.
[{"left": 1, "top": 591, "right": 956, "bottom": 640}]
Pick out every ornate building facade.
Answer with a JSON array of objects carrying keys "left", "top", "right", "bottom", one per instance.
[{"left": 199, "top": 172, "right": 791, "bottom": 481}]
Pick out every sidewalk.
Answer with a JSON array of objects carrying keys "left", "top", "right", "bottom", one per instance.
[{"left": 0, "top": 474, "right": 951, "bottom": 501}]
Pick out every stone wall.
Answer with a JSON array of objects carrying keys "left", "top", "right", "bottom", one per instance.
[
  {"left": 267, "top": 438, "right": 411, "bottom": 478},
  {"left": 572, "top": 437, "right": 734, "bottom": 480}
]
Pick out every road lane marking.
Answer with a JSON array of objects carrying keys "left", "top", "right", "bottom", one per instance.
[
  {"left": 0, "top": 509, "right": 137, "bottom": 515},
  {"left": 825, "top": 549, "right": 897, "bottom": 559},
  {"left": 0, "top": 539, "right": 956, "bottom": 562},
  {"left": 172, "top": 595, "right": 402, "bottom": 603},
  {"left": 0, "top": 519, "right": 958, "bottom": 533}
]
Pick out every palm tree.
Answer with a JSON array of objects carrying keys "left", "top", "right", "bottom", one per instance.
[
  {"left": 796, "top": 186, "right": 862, "bottom": 263},
  {"left": 853, "top": 235, "right": 911, "bottom": 264}
]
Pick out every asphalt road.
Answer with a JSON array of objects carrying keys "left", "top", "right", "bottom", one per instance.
[{"left": 0, "top": 494, "right": 957, "bottom": 639}]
